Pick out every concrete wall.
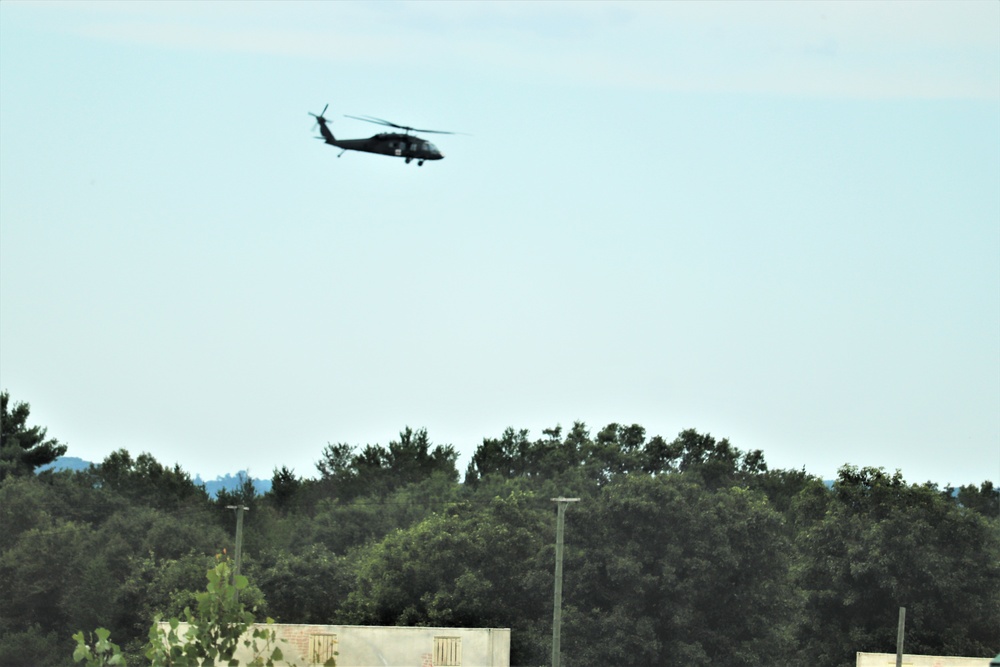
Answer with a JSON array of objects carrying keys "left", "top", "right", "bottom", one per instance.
[
  {"left": 857, "top": 653, "right": 992, "bottom": 667},
  {"left": 158, "top": 622, "right": 511, "bottom": 667}
]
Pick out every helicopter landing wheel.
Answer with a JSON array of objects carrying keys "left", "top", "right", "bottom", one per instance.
[
  {"left": 418, "top": 160, "right": 425, "bottom": 166},
  {"left": 405, "top": 157, "right": 413, "bottom": 164}
]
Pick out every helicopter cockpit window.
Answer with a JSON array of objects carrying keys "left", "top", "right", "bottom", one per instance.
[{"left": 426, "top": 142, "right": 438, "bottom": 153}]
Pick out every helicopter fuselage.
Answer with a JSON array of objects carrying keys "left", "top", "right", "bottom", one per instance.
[{"left": 326, "top": 132, "right": 443, "bottom": 164}]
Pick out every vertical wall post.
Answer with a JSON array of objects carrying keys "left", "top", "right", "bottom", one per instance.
[{"left": 551, "top": 497, "right": 580, "bottom": 667}]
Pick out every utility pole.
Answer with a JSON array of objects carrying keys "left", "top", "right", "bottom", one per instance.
[
  {"left": 896, "top": 606, "right": 906, "bottom": 667},
  {"left": 226, "top": 504, "right": 249, "bottom": 602},
  {"left": 551, "top": 497, "right": 580, "bottom": 667}
]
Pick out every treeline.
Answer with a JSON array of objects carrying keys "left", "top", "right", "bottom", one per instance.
[{"left": 1, "top": 391, "right": 998, "bottom": 666}]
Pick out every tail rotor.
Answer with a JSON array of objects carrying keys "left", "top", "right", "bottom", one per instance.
[
  {"left": 309, "top": 104, "right": 330, "bottom": 131},
  {"left": 309, "top": 104, "right": 336, "bottom": 144}
]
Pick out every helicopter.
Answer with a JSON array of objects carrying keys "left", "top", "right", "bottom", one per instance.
[{"left": 309, "top": 104, "right": 456, "bottom": 165}]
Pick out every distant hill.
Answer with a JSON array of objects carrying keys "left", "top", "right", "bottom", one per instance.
[
  {"left": 193, "top": 473, "right": 272, "bottom": 498},
  {"left": 37, "top": 456, "right": 91, "bottom": 473},
  {"left": 37, "top": 456, "right": 271, "bottom": 498}
]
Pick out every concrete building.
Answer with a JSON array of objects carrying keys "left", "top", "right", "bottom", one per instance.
[
  {"left": 158, "top": 622, "right": 510, "bottom": 667},
  {"left": 857, "top": 653, "right": 993, "bottom": 667}
]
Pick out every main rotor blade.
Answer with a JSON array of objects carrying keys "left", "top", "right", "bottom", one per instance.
[
  {"left": 410, "top": 127, "right": 458, "bottom": 135},
  {"left": 344, "top": 114, "right": 398, "bottom": 128},
  {"left": 344, "top": 114, "right": 459, "bottom": 135}
]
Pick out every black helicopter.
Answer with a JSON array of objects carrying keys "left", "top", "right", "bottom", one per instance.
[{"left": 309, "top": 105, "right": 456, "bottom": 165}]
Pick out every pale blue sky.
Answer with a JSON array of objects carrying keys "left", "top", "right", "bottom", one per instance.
[{"left": 1, "top": 1, "right": 997, "bottom": 484}]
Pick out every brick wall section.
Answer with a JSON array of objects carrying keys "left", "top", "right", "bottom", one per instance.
[
  {"left": 271, "top": 624, "right": 308, "bottom": 662},
  {"left": 421, "top": 652, "right": 433, "bottom": 667}
]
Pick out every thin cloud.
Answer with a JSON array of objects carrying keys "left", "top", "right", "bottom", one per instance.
[{"left": 22, "top": 0, "right": 1000, "bottom": 99}]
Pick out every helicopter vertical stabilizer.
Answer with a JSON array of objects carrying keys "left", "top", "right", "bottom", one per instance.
[{"left": 310, "top": 105, "right": 336, "bottom": 144}]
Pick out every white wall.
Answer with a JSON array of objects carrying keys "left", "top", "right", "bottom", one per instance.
[
  {"left": 158, "top": 622, "right": 511, "bottom": 667},
  {"left": 856, "top": 653, "right": 992, "bottom": 667}
]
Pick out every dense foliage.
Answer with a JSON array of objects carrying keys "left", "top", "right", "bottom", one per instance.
[{"left": 0, "top": 392, "right": 997, "bottom": 666}]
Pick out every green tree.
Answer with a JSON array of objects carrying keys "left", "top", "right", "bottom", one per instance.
[
  {"left": 465, "top": 424, "right": 772, "bottom": 491},
  {"left": 0, "top": 624, "right": 69, "bottom": 667},
  {"left": 0, "top": 474, "right": 64, "bottom": 552},
  {"left": 316, "top": 442, "right": 353, "bottom": 478},
  {"left": 91, "top": 449, "right": 209, "bottom": 510},
  {"left": 316, "top": 427, "right": 458, "bottom": 500},
  {"left": 266, "top": 466, "right": 301, "bottom": 512},
  {"left": 0, "top": 390, "right": 68, "bottom": 480},
  {"left": 0, "top": 470, "right": 131, "bottom": 665},
  {"left": 652, "top": 428, "right": 744, "bottom": 487},
  {"left": 745, "top": 465, "right": 826, "bottom": 516},
  {"left": 463, "top": 427, "right": 532, "bottom": 483},
  {"left": 0, "top": 517, "right": 91, "bottom": 642},
  {"left": 251, "top": 544, "right": 351, "bottom": 624},
  {"left": 795, "top": 466, "right": 1000, "bottom": 666},
  {"left": 304, "top": 468, "right": 462, "bottom": 556},
  {"left": 956, "top": 480, "right": 999, "bottom": 518},
  {"left": 534, "top": 422, "right": 589, "bottom": 480},
  {"left": 343, "top": 492, "right": 551, "bottom": 664},
  {"left": 563, "top": 475, "right": 797, "bottom": 667},
  {"left": 464, "top": 422, "right": 597, "bottom": 485},
  {"left": 116, "top": 552, "right": 219, "bottom": 653},
  {"left": 64, "top": 506, "right": 230, "bottom": 650},
  {"left": 582, "top": 422, "right": 648, "bottom": 482}
]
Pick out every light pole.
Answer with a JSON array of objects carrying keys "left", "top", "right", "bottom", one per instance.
[
  {"left": 226, "top": 504, "right": 249, "bottom": 602},
  {"left": 551, "top": 497, "right": 580, "bottom": 667},
  {"left": 896, "top": 607, "right": 906, "bottom": 667}
]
